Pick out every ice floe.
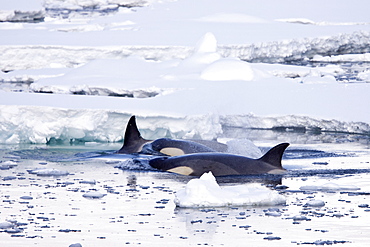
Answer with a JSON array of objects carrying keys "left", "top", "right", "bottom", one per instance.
[
  {"left": 174, "top": 172, "right": 286, "bottom": 208},
  {"left": 27, "top": 168, "right": 69, "bottom": 176},
  {"left": 305, "top": 199, "right": 325, "bottom": 207},
  {"left": 300, "top": 182, "right": 360, "bottom": 191},
  {"left": 82, "top": 191, "right": 106, "bottom": 199}
]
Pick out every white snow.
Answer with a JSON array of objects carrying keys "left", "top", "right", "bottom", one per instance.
[
  {"left": 0, "top": 0, "right": 44, "bottom": 22},
  {"left": 0, "top": 0, "right": 370, "bottom": 144},
  {"left": 313, "top": 53, "right": 370, "bottom": 62},
  {"left": 0, "top": 0, "right": 43, "bottom": 11},
  {"left": 174, "top": 172, "right": 286, "bottom": 208},
  {"left": 358, "top": 70, "right": 370, "bottom": 82},
  {"left": 200, "top": 58, "right": 254, "bottom": 81}
]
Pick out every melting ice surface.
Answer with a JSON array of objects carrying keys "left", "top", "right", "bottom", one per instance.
[{"left": 175, "top": 172, "right": 286, "bottom": 208}]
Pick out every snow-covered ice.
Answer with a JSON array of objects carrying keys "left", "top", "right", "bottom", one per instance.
[
  {"left": 0, "top": 0, "right": 370, "bottom": 144},
  {"left": 175, "top": 172, "right": 286, "bottom": 207},
  {"left": 1, "top": 30, "right": 370, "bottom": 143}
]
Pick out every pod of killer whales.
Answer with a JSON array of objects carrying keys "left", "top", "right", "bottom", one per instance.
[{"left": 118, "top": 116, "right": 289, "bottom": 176}]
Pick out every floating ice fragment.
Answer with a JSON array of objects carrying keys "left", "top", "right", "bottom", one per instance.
[
  {"left": 291, "top": 215, "right": 309, "bottom": 221},
  {"left": 265, "top": 212, "right": 282, "bottom": 217},
  {"left": 2, "top": 176, "right": 17, "bottom": 181},
  {"left": 20, "top": 196, "right": 33, "bottom": 200},
  {"left": 105, "top": 160, "right": 121, "bottom": 164},
  {"left": 305, "top": 200, "right": 325, "bottom": 207},
  {"left": 0, "top": 161, "right": 18, "bottom": 170},
  {"left": 5, "top": 228, "right": 23, "bottom": 233},
  {"left": 79, "top": 179, "right": 96, "bottom": 185},
  {"left": 275, "top": 185, "right": 289, "bottom": 190},
  {"left": 174, "top": 172, "right": 286, "bottom": 208},
  {"left": 0, "top": 221, "right": 14, "bottom": 229},
  {"left": 264, "top": 208, "right": 282, "bottom": 216},
  {"left": 69, "top": 243, "right": 82, "bottom": 247},
  {"left": 263, "top": 236, "right": 281, "bottom": 240},
  {"left": 82, "top": 191, "right": 106, "bottom": 199},
  {"left": 300, "top": 182, "right": 360, "bottom": 191},
  {"left": 28, "top": 168, "right": 69, "bottom": 176}
]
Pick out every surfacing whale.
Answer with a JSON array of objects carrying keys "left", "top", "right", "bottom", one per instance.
[
  {"left": 141, "top": 138, "right": 218, "bottom": 156},
  {"left": 117, "top": 116, "right": 150, "bottom": 154},
  {"left": 149, "top": 143, "right": 290, "bottom": 176},
  {"left": 118, "top": 116, "right": 227, "bottom": 156}
]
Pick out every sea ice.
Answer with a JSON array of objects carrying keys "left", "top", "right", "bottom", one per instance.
[
  {"left": 69, "top": 243, "right": 82, "bottom": 247},
  {"left": 305, "top": 200, "right": 325, "bottom": 207},
  {"left": 174, "top": 172, "right": 286, "bottom": 208},
  {"left": 300, "top": 182, "right": 360, "bottom": 191},
  {"left": 82, "top": 191, "right": 106, "bottom": 199},
  {"left": 27, "top": 168, "right": 69, "bottom": 176},
  {"left": 0, "top": 221, "right": 13, "bottom": 229},
  {"left": 357, "top": 70, "right": 370, "bottom": 82},
  {"left": 0, "top": 160, "right": 18, "bottom": 170},
  {"left": 0, "top": 0, "right": 370, "bottom": 146}
]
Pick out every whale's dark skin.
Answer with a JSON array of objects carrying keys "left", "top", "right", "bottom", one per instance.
[
  {"left": 117, "top": 116, "right": 150, "bottom": 154},
  {"left": 141, "top": 138, "right": 219, "bottom": 156},
  {"left": 118, "top": 116, "right": 227, "bottom": 155},
  {"left": 149, "top": 143, "right": 290, "bottom": 176}
]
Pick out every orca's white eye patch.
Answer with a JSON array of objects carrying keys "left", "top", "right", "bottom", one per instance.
[
  {"left": 167, "top": 166, "right": 194, "bottom": 175},
  {"left": 160, "top": 147, "right": 185, "bottom": 156}
]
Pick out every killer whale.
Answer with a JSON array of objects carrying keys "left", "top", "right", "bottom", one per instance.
[
  {"left": 117, "top": 116, "right": 150, "bottom": 154},
  {"left": 149, "top": 143, "right": 290, "bottom": 176},
  {"left": 141, "top": 138, "right": 219, "bottom": 156},
  {"left": 118, "top": 116, "right": 227, "bottom": 156}
]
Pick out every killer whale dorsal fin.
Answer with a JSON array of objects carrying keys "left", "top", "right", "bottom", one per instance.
[
  {"left": 258, "top": 143, "right": 290, "bottom": 169},
  {"left": 124, "top": 116, "right": 142, "bottom": 145},
  {"left": 118, "top": 116, "right": 149, "bottom": 154}
]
